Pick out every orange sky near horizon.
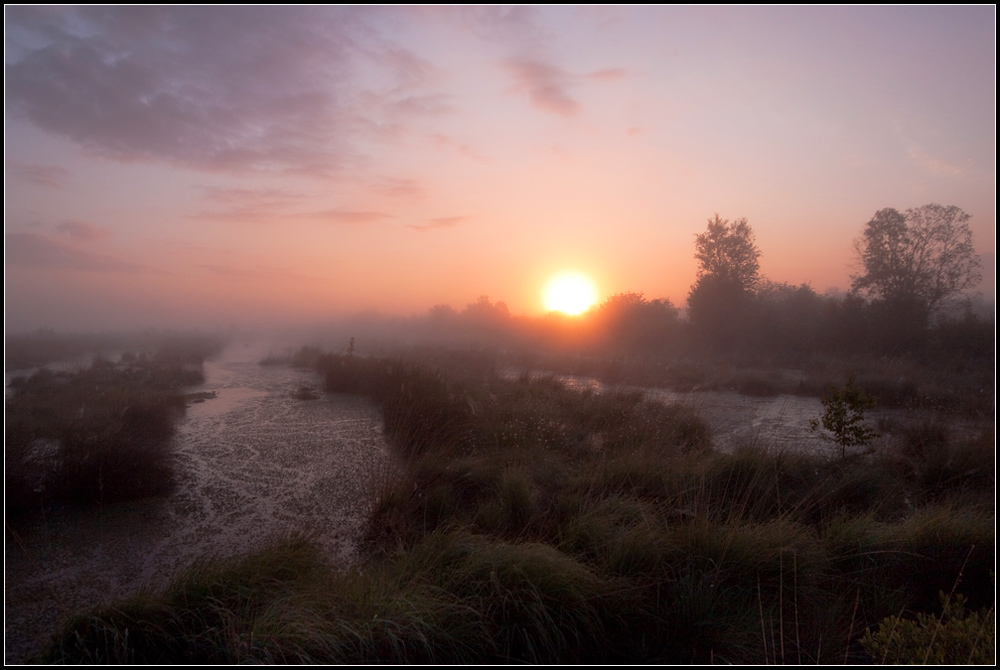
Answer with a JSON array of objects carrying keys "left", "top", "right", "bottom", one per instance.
[{"left": 5, "top": 7, "right": 995, "bottom": 332}]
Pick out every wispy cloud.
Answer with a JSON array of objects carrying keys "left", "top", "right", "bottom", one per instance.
[
  {"left": 503, "top": 59, "right": 628, "bottom": 118},
  {"left": 6, "top": 232, "right": 145, "bottom": 273},
  {"left": 6, "top": 160, "right": 69, "bottom": 187},
  {"left": 459, "top": 6, "right": 545, "bottom": 45},
  {"left": 56, "top": 220, "right": 112, "bottom": 241},
  {"left": 505, "top": 59, "right": 580, "bottom": 117},
  {"left": 372, "top": 177, "right": 426, "bottom": 199},
  {"left": 193, "top": 187, "right": 394, "bottom": 225},
  {"left": 196, "top": 263, "right": 283, "bottom": 279},
  {"left": 586, "top": 68, "right": 627, "bottom": 82},
  {"left": 193, "top": 187, "right": 306, "bottom": 223},
  {"left": 431, "top": 133, "right": 488, "bottom": 161},
  {"left": 312, "top": 210, "right": 393, "bottom": 225},
  {"left": 407, "top": 215, "right": 468, "bottom": 232},
  {"left": 908, "top": 146, "right": 965, "bottom": 177}
]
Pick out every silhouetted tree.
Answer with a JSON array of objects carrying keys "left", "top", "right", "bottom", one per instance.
[
  {"left": 687, "top": 214, "right": 761, "bottom": 345},
  {"left": 693, "top": 214, "right": 761, "bottom": 291},
  {"left": 851, "top": 204, "right": 981, "bottom": 321}
]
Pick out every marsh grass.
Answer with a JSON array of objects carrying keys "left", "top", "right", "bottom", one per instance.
[
  {"left": 45, "top": 352, "right": 994, "bottom": 664},
  {"left": 5, "top": 356, "right": 198, "bottom": 516}
]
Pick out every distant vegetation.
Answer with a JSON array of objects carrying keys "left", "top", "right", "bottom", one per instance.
[
  {"left": 44, "top": 348, "right": 993, "bottom": 663},
  {"left": 6, "top": 329, "right": 224, "bottom": 371}
]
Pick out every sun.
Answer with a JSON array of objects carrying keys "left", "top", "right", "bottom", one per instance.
[{"left": 543, "top": 272, "right": 598, "bottom": 316}]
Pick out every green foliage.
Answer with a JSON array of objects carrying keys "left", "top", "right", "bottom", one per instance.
[
  {"left": 860, "top": 592, "right": 995, "bottom": 664},
  {"left": 810, "top": 375, "right": 878, "bottom": 458}
]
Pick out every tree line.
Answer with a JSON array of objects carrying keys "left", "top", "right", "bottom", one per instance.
[
  {"left": 410, "top": 203, "right": 989, "bottom": 361},
  {"left": 682, "top": 204, "right": 986, "bottom": 357}
]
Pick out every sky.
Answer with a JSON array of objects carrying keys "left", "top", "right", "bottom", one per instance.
[{"left": 4, "top": 6, "right": 996, "bottom": 331}]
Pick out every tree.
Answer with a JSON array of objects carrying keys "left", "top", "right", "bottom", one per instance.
[
  {"left": 851, "top": 204, "right": 982, "bottom": 319},
  {"left": 687, "top": 215, "right": 761, "bottom": 342},
  {"left": 810, "top": 375, "right": 878, "bottom": 459},
  {"left": 693, "top": 214, "right": 761, "bottom": 290}
]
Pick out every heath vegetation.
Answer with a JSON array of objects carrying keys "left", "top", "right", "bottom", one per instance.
[{"left": 40, "top": 343, "right": 993, "bottom": 663}]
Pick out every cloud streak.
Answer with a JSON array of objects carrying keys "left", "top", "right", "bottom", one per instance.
[
  {"left": 313, "top": 210, "right": 393, "bottom": 225},
  {"left": 6, "top": 232, "right": 145, "bottom": 273},
  {"left": 505, "top": 59, "right": 580, "bottom": 117},
  {"left": 406, "top": 215, "right": 468, "bottom": 232},
  {"left": 6, "top": 160, "right": 69, "bottom": 187},
  {"left": 504, "top": 60, "right": 627, "bottom": 118},
  {"left": 193, "top": 187, "right": 394, "bottom": 225},
  {"left": 56, "top": 220, "right": 112, "bottom": 241}
]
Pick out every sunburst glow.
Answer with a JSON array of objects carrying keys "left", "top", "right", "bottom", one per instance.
[{"left": 543, "top": 272, "right": 598, "bottom": 316}]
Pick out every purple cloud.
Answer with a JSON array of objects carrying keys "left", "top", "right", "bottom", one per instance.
[
  {"left": 6, "top": 232, "right": 144, "bottom": 273},
  {"left": 56, "top": 220, "right": 112, "bottom": 241},
  {"left": 505, "top": 59, "right": 579, "bottom": 117},
  {"left": 4, "top": 7, "right": 429, "bottom": 177}
]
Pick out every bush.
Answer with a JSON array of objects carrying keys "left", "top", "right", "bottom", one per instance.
[
  {"left": 810, "top": 375, "right": 878, "bottom": 458},
  {"left": 860, "top": 592, "right": 995, "bottom": 664}
]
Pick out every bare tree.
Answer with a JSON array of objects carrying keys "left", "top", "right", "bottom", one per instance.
[{"left": 851, "top": 204, "right": 981, "bottom": 317}]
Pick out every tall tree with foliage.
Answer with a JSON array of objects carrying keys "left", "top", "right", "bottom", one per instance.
[
  {"left": 692, "top": 214, "right": 761, "bottom": 290},
  {"left": 851, "top": 204, "right": 981, "bottom": 319},
  {"left": 687, "top": 214, "right": 761, "bottom": 343}
]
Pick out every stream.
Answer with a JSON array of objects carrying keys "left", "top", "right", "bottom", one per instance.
[{"left": 5, "top": 341, "right": 389, "bottom": 663}]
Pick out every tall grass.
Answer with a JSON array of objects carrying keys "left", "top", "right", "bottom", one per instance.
[{"left": 5, "top": 354, "right": 198, "bottom": 516}]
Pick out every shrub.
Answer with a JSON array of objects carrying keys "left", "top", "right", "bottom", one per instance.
[
  {"left": 860, "top": 592, "right": 995, "bottom": 664},
  {"left": 810, "top": 375, "right": 878, "bottom": 458}
]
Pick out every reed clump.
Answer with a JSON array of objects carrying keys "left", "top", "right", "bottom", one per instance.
[{"left": 5, "top": 353, "right": 205, "bottom": 516}]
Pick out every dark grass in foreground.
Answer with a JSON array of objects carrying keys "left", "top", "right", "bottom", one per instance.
[{"left": 44, "top": 352, "right": 995, "bottom": 663}]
